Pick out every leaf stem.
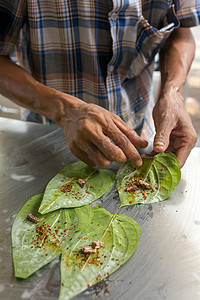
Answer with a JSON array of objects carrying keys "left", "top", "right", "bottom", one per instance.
[
  {"left": 80, "top": 213, "right": 117, "bottom": 272},
  {"left": 85, "top": 169, "right": 98, "bottom": 180},
  {"left": 101, "top": 214, "right": 117, "bottom": 240},
  {"left": 144, "top": 157, "right": 156, "bottom": 181}
]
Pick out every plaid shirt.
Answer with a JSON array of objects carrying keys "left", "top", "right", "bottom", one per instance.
[{"left": 0, "top": 0, "right": 199, "bottom": 140}]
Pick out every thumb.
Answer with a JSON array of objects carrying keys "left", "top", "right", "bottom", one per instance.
[{"left": 153, "top": 124, "right": 172, "bottom": 152}]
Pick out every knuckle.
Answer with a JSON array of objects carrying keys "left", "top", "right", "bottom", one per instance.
[
  {"left": 91, "top": 154, "right": 111, "bottom": 168},
  {"left": 128, "top": 152, "right": 141, "bottom": 162},
  {"left": 89, "top": 148, "right": 111, "bottom": 168},
  {"left": 98, "top": 160, "right": 111, "bottom": 168},
  {"left": 80, "top": 119, "right": 92, "bottom": 132},
  {"left": 110, "top": 148, "right": 127, "bottom": 163},
  {"left": 113, "top": 132, "right": 128, "bottom": 147},
  {"left": 96, "top": 111, "right": 107, "bottom": 123},
  {"left": 156, "top": 131, "right": 169, "bottom": 141},
  {"left": 191, "top": 131, "right": 198, "bottom": 145},
  {"left": 88, "top": 107, "right": 107, "bottom": 123},
  {"left": 185, "top": 127, "right": 198, "bottom": 145},
  {"left": 68, "top": 139, "right": 76, "bottom": 151}
]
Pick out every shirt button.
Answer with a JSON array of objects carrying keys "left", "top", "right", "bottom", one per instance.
[
  {"left": 108, "top": 65, "right": 114, "bottom": 72},
  {"left": 110, "top": 13, "right": 118, "bottom": 22}
]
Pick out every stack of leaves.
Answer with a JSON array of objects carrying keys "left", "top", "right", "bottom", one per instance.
[
  {"left": 12, "top": 194, "right": 140, "bottom": 300},
  {"left": 12, "top": 152, "right": 181, "bottom": 299}
]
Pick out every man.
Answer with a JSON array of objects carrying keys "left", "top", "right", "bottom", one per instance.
[{"left": 0, "top": 0, "right": 199, "bottom": 168}]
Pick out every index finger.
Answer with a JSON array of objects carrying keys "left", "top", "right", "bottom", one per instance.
[{"left": 175, "top": 146, "right": 192, "bottom": 168}]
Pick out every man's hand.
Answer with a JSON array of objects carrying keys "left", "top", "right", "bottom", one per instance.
[
  {"left": 0, "top": 56, "right": 147, "bottom": 168},
  {"left": 153, "top": 27, "right": 197, "bottom": 168},
  {"left": 60, "top": 99, "right": 148, "bottom": 168},
  {"left": 152, "top": 87, "right": 197, "bottom": 167}
]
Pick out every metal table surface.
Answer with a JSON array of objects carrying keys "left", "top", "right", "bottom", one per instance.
[{"left": 0, "top": 117, "right": 200, "bottom": 300}]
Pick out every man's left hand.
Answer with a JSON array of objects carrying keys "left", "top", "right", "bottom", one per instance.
[{"left": 152, "top": 87, "right": 197, "bottom": 168}]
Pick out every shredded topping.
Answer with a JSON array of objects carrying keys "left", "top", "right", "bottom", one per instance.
[
  {"left": 27, "top": 213, "right": 40, "bottom": 223},
  {"left": 126, "top": 178, "right": 153, "bottom": 193},
  {"left": 92, "top": 240, "right": 104, "bottom": 249},
  {"left": 83, "top": 246, "right": 97, "bottom": 254},
  {"left": 83, "top": 240, "right": 104, "bottom": 254},
  {"left": 61, "top": 182, "right": 75, "bottom": 193},
  {"left": 78, "top": 179, "right": 86, "bottom": 188}
]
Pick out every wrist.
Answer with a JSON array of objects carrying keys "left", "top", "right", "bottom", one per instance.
[
  {"left": 159, "top": 81, "right": 184, "bottom": 102},
  {"left": 35, "top": 84, "right": 82, "bottom": 125},
  {"left": 48, "top": 91, "right": 85, "bottom": 127}
]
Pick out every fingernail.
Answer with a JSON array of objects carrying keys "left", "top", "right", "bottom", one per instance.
[
  {"left": 135, "top": 159, "right": 143, "bottom": 167},
  {"left": 154, "top": 141, "right": 165, "bottom": 148}
]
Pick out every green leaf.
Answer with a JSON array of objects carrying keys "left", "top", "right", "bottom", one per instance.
[
  {"left": 39, "top": 161, "right": 115, "bottom": 214},
  {"left": 116, "top": 151, "right": 181, "bottom": 208},
  {"left": 12, "top": 194, "right": 93, "bottom": 279},
  {"left": 59, "top": 206, "right": 140, "bottom": 300}
]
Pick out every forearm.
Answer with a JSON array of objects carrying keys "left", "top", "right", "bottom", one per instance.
[
  {"left": 0, "top": 55, "right": 78, "bottom": 124},
  {"left": 0, "top": 55, "right": 148, "bottom": 168},
  {"left": 153, "top": 27, "right": 197, "bottom": 167},
  {"left": 159, "top": 27, "right": 196, "bottom": 94}
]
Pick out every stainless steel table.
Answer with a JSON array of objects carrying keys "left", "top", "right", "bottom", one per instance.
[{"left": 0, "top": 117, "right": 200, "bottom": 300}]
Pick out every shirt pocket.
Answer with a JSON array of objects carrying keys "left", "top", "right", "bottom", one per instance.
[{"left": 128, "top": 5, "right": 180, "bottom": 78}]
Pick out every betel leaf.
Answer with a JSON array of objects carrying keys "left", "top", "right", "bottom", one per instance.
[
  {"left": 59, "top": 206, "right": 141, "bottom": 300},
  {"left": 116, "top": 151, "right": 181, "bottom": 208},
  {"left": 12, "top": 194, "right": 93, "bottom": 279},
  {"left": 39, "top": 161, "right": 115, "bottom": 214}
]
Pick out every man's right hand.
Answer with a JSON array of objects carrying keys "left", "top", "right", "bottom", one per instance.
[
  {"left": 0, "top": 56, "right": 147, "bottom": 168},
  {"left": 59, "top": 97, "right": 148, "bottom": 168}
]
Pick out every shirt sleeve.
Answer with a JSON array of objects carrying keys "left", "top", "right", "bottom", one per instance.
[
  {"left": 176, "top": 0, "right": 200, "bottom": 27},
  {"left": 0, "top": 0, "right": 26, "bottom": 55}
]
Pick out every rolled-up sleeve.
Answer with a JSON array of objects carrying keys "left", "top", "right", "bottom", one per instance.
[
  {"left": 176, "top": 0, "right": 200, "bottom": 27},
  {"left": 0, "top": 0, "right": 26, "bottom": 55}
]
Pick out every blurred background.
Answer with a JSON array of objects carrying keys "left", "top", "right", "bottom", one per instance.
[
  {"left": 184, "top": 27, "right": 200, "bottom": 146},
  {"left": 0, "top": 27, "right": 200, "bottom": 146}
]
